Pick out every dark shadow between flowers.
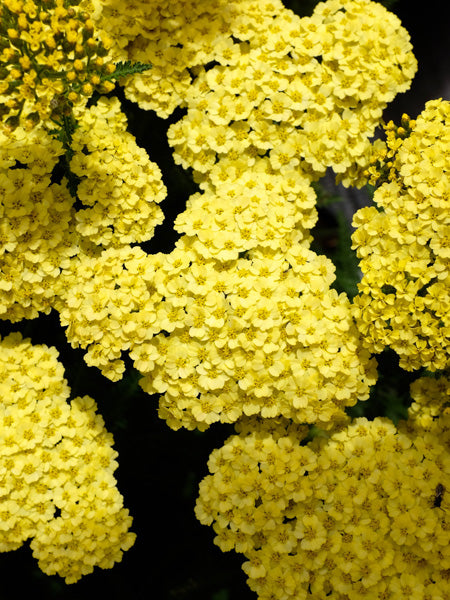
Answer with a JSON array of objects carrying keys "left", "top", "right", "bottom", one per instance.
[
  {"left": 346, "top": 348, "right": 420, "bottom": 424},
  {"left": 0, "top": 307, "right": 251, "bottom": 600},
  {"left": 113, "top": 87, "right": 199, "bottom": 255}
]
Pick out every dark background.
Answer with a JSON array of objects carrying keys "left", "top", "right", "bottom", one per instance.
[{"left": 0, "top": 1, "right": 448, "bottom": 598}]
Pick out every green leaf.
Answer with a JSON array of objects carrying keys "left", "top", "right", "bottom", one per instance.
[
  {"left": 364, "top": 183, "right": 376, "bottom": 199},
  {"left": 106, "top": 60, "right": 152, "bottom": 81}
]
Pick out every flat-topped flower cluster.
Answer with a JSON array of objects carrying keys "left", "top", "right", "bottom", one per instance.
[{"left": 196, "top": 376, "right": 450, "bottom": 600}]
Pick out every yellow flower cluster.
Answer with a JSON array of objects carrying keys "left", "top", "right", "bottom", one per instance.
[
  {"left": 168, "top": 0, "right": 416, "bottom": 183},
  {"left": 48, "top": 3, "right": 410, "bottom": 430},
  {"left": 0, "top": 0, "right": 447, "bottom": 591},
  {"left": 0, "top": 95, "right": 166, "bottom": 323},
  {"left": 52, "top": 206, "right": 376, "bottom": 428},
  {"left": 80, "top": 0, "right": 289, "bottom": 118},
  {"left": 0, "top": 0, "right": 116, "bottom": 132},
  {"left": 0, "top": 332, "right": 135, "bottom": 584},
  {"left": 134, "top": 241, "right": 376, "bottom": 430},
  {"left": 0, "top": 125, "right": 77, "bottom": 321},
  {"left": 196, "top": 391, "right": 450, "bottom": 599},
  {"left": 70, "top": 96, "right": 166, "bottom": 247},
  {"left": 364, "top": 114, "right": 416, "bottom": 187},
  {"left": 352, "top": 99, "right": 450, "bottom": 371},
  {"left": 54, "top": 245, "right": 158, "bottom": 381},
  {"left": 406, "top": 375, "right": 450, "bottom": 431},
  {"left": 174, "top": 156, "right": 318, "bottom": 258}
]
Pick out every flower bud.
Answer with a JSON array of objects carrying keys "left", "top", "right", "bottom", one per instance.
[
  {"left": 66, "top": 30, "right": 78, "bottom": 44},
  {"left": 82, "top": 82, "right": 93, "bottom": 95},
  {"left": 45, "top": 35, "right": 56, "bottom": 49},
  {"left": 100, "top": 80, "right": 115, "bottom": 93},
  {"left": 18, "top": 14, "right": 29, "bottom": 29},
  {"left": 19, "top": 55, "right": 31, "bottom": 69}
]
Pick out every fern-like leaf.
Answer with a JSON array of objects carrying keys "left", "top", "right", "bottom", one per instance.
[{"left": 105, "top": 61, "right": 152, "bottom": 81}]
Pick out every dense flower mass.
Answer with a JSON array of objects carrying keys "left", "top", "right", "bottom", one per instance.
[
  {"left": 0, "top": 332, "right": 135, "bottom": 583},
  {"left": 174, "top": 156, "right": 317, "bottom": 257},
  {"left": 69, "top": 96, "right": 166, "bottom": 247},
  {"left": 406, "top": 375, "right": 450, "bottom": 431},
  {"left": 54, "top": 245, "right": 158, "bottom": 381},
  {"left": 0, "top": 95, "right": 166, "bottom": 324},
  {"left": 137, "top": 243, "right": 376, "bottom": 430},
  {"left": 0, "top": 0, "right": 117, "bottom": 132},
  {"left": 53, "top": 238, "right": 376, "bottom": 426},
  {"left": 0, "top": 125, "right": 75, "bottom": 321},
  {"left": 352, "top": 99, "right": 450, "bottom": 371},
  {"left": 167, "top": 0, "right": 416, "bottom": 184},
  {"left": 196, "top": 380, "right": 450, "bottom": 600},
  {"left": 80, "top": 0, "right": 290, "bottom": 118},
  {"left": 0, "top": 0, "right": 447, "bottom": 592}
]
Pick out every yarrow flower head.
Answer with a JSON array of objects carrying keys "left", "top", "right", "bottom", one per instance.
[
  {"left": 0, "top": 332, "right": 135, "bottom": 583},
  {"left": 174, "top": 156, "right": 318, "bottom": 258},
  {"left": 0, "top": 95, "right": 166, "bottom": 324},
  {"left": 406, "top": 374, "right": 450, "bottom": 432},
  {"left": 0, "top": 125, "right": 77, "bottom": 321},
  {"left": 54, "top": 245, "right": 160, "bottom": 381},
  {"left": 167, "top": 0, "right": 416, "bottom": 183},
  {"left": 134, "top": 243, "right": 376, "bottom": 430},
  {"left": 352, "top": 99, "right": 450, "bottom": 371},
  {"left": 69, "top": 96, "right": 166, "bottom": 247},
  {"left": 196, "top": 390, "right": 450, "bottom": 599},
  {"left": 81, "top": 0, "right": 290, "bottom": 118}
]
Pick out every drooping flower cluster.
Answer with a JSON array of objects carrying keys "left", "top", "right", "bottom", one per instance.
[
  {"left": 196, "top": 378, "right": 450, "bottom": 599},
  {"left": 69, "top": 96, "right": 166, "bottom": 248},
  {"left": 0, "top": 95, "right": 166, "bottom": 324},
  {"left": 0, "top": 0, "right": 117, "bottom": 132},
  {"left": 167, "top": 0, "right": 416, "bottom": 184},
  {"left": 352, "top": 99, "right": 450, "bottom": 372},
  {"left": 0, "top": 125, "right": 76, "bottom": 321},
  {"left": 0, "top": 332, "right": 135, "bottom": 584}
]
